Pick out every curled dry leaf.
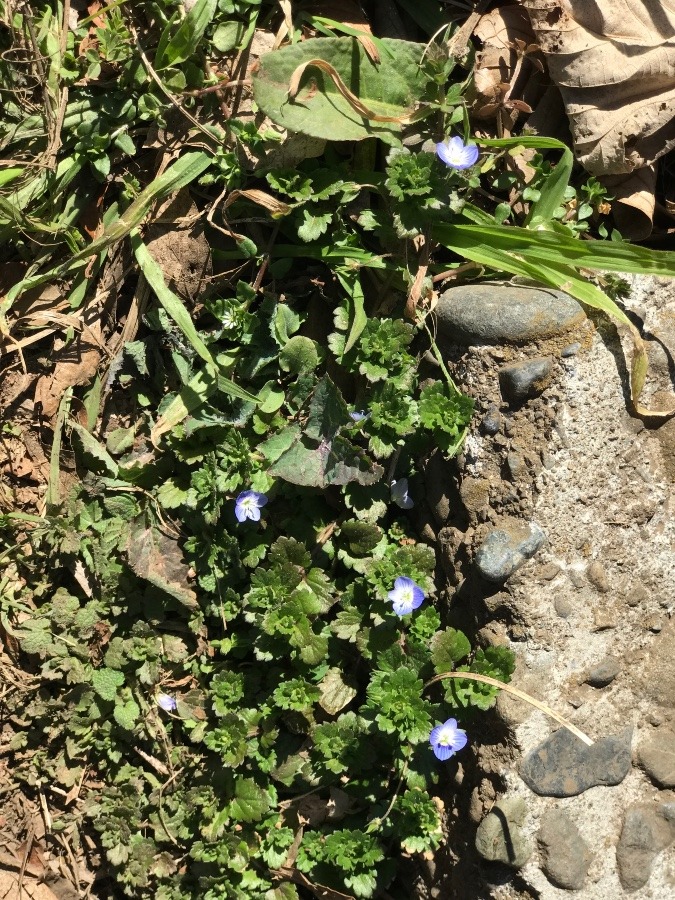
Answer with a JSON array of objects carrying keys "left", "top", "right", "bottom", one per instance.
[
  {"left": 602, "top": 165, "right": 658, "bottom": 241},
  {"left": 469, "top": 4, "right": 545, "bottom": 120},
  {"left": 521, "top": 0, "right": 675, "bottom": 176}
]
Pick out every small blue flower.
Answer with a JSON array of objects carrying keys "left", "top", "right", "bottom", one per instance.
[
  {"left": 350, "top": 410, "right": 368, "bottom": 422},
  {"left": 235, "top": 490, "right": 268, "bottom": 523},
  {"left": 435, "top": 136, "right": 480, "bottom": 170},
  {"left": 157, "top": 693, "right": 177, "bottom": 712},
  {"left": 430, "top": 718, "right": 468, "bottom": 761},
  {"left": 391, "top": 478, "right": 414, "bottom": 509},
  {"left": 387, "top": 576, "right": 425, "bottom": 616}
]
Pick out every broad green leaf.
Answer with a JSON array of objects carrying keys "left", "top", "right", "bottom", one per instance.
[
  {"left": 253, "top": 37, "right": 429, "bottom": 144},
  {"left": 114, "top": 697, "right": 140, "bottom": 730},
  {"left": 336, "top": 270, "right": 368, "bottom": 355},
  {"left": 155, "top": 0, "right": 217, "bottom": 69},
  {"left": 92, "top": 667, "right": 125, "bottom": 701},
  {"left": 430, "top": 628, "right": 471, "bottom": 674},
  {"left": 0, "top": 167, "right": 23, "bottom": 187},
  {"left": 229, "top": 778, "right": 272, "bottom": 823},
  {"left": 279, "top": 335, "right": 320, "bottom": 374}
]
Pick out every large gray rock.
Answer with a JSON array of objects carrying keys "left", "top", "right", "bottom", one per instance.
[
  {"left": 436, "top": 284, "right": 585, "bottom": 345},
  {"left": 475, "top": 796, "right": 533, "bottom": 868},
  {"left": 475, "top": 521, "right": 546, "bottom": 582},
  {"left": 616, "top": 803, "right": 675, "bottom": 891},
  {"left": 520, "top": 726, "right": 632, "bottom": 797},
  {"left": 538, "top": 808, "right": 592, "bottom": 890}
]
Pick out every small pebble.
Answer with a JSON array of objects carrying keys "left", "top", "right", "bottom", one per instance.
[
  {"left": 585, "top": 656, "right": 620, "bottom": 687},
  {"left": 481, "top": 406, "right": 501, "bottom": 435},
  {"left": 586, "top": 560, "right": 610, "bottom": 592},
  {"left": 499, "top": 357, "right": 553, "bottom": 404},
  {"left": 561, "top": 342, "right": 581, "bottom": 357}
]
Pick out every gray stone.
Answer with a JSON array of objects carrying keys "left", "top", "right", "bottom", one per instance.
[
  {"left": 555, "top": 596, "right": 574, "bottom": 618},
  {"left": 474, "top": 796, "right": 533, "bottom": 868},
  {"left": 475, "top": 521, "right": 546, "bottom": 582},
  {"left": 638, "top": 620, "right": 675, "bottom": 708},
  {"left": 585, "top": 656, "right": 621, "bottom": 688},
  {"left": 481, "top": 405, "right": 501, "bottom": 435},
  {"left": 506, "top": 452, "right": 525, "bottom": 479},
  {"left": 637, "top": 728, "right": 675, "bottom": 787},
  {"left": 436, "top": 284, "right": 585, "bottom": 345},
  {"left": 520, "top": 726, "right": 632, "bottom": 797},
  {"left": 561, "top": 341, "right": 581, "bottom": 357},
  {"left": 616, "top": 803, "right": 675, "bottom": 891},
  {"left": 499, "top": 357, "right": 554, "bottom": 404},
  {"left": 538, "top": 808, "right": 592, "bottom": 890}
]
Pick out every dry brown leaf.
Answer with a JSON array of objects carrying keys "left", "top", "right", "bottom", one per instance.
[
  {"left": 602, "top": 165, "right": 658, "bottom": 240},
  {"left": 145, "top": 189, "right": 211, "bottom": 302},
  {"left": 0, "top": 870, "right": 58, "bottom": 900},
  {"left": 34, "top": 332, "right": 101, "bottom": 419},
  {"left": 521, "top": 0, "right": 675, "bottom": 175},
  {"left": 470, "top": 4, "right": 543, "bottom": 119}
]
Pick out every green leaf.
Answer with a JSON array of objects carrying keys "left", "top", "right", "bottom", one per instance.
[
  {"left": 155, "top": 0, "right": 217, "bottom": 69},
  {"left": 279, "top": 335, "right": 320, "bottom": 374},
  {"left": 430, "top": 628, "right": 471, "bottom": 674},
  {"left": 92, "top": 667, "right": 125, "bottom": 701},
  {"left": 297, "top": 208, "right": 332, "bottom": 242},
  {"left": 70, "top": 422, "right": 119, "bottom": 476},
  {"left": 213, "top": 20, "right": 247, "bottom": 52},
  {"left": 252, "top": 37, "right": 429, "bottom": 144},
  {"left": 114, "top": 696, "right": 140, "bottom": 730},
  {"left": 229, "top": 778, "right": 272, "bottom": 823}
]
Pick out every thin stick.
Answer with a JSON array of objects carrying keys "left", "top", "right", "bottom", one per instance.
[{"left": 425, "top": 671, "right": 594, "bottom": 746}]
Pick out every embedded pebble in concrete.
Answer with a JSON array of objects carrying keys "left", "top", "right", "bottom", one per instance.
[
  {"left": 481, "top": 405, "right": 501, "bottom": 435},
  {"left": 499, "top": 357, "right": 553, "bottom": 404},
  {"left": 475, "top": 521, "right": 546, "bottom": 582},
  {"left": 636, "top": 728, "right": 675, "bottom": 787},
  {"left": 586, "top": 560, "right": 610, "bottom": 593},
  {"left": 474, "top": 796, "right": 532, "bottom": 868},
  {"left": 584, "top": 655, "right": 621, "bottom": 688},
  {"left": 537, "top": 808, "right": 592, "bottom": 891},
  {"left": 435, "top": 284, "right": 586, "bottom": 345},
  {"left": 520, "top": 727, "right": 632, "bottom": 796},
  {"left": 616, "top": 803, "right": 675, "bottom": 891}
]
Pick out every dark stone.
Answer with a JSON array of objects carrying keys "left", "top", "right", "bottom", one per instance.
[
  {"left": 474, "top": 797, "right": 532, "bottom": 868},
  {"left": 585, "top": 656, "right": 620, "bottom": 688},
  {"left": 520, "top": 726, "right": 632, "bottom": 797},
  {"left": 499, "top": 357, "right": 553, "bottom": 404},
  {"left": 616, "top": 803, "right": 675, "bottom": 891},
  {"left": 436, "top": 284, "right": 585, "bottom": 345},
  {"left": 475, "top": 521, "right": 546, "bottom": 583},
  {"left": 538, "top": 808, "right": 592, "bottom": 890},
  {"left": 637, "top": 728, "right": 675, "bottom": 787},
  {"left": 481, "top": 405, "right": 501, "bottom": 435}
]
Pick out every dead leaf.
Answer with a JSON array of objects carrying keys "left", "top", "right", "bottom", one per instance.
[
  {"left": 522, "top": 0, "right": 675, "bottom": 176},
  {"left": 127, "top": 525, "right": 198, "bottom": 609},
  {"left": 0, "top": 870, "right": 59, "bottom": 900},
  {"left": 602, "top": 165, "right": 657, "bottom": 240},
  {"left": 145, "top": 189, "right": 211, "bottom": 303},
  {"left": 470, "top": 5, "right": 544, "bottom": 120}
]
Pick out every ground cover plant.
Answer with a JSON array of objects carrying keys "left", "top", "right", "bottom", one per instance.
[{"left": 2, "top": 2, "right": 675, "bottom": 898}]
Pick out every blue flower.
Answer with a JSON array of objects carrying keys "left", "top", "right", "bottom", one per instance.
[
  {"left": 387, "top": 576, "right": 425, "bottom": 616},
  {"left": 235, "top": 490, "right": 268, "bottom": 523},
  {"left": 429, "top": 718, "right": 468, "bottom": 761},
  {"left": 157, "top": 693, "right": 177, "bottom": 712},
  {"left": 350, "top": 410, "right": 368, "bottom": 422},
  {"left": 435, "top": 136, "right": 480, "bottom": 170},
  {"left": 391, "top": 478, "right": 414, "bottom": 509}
]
